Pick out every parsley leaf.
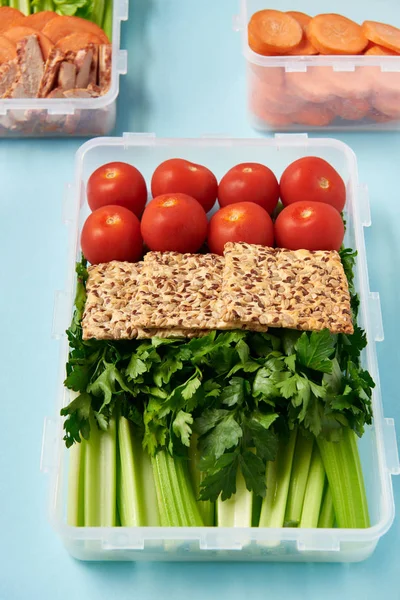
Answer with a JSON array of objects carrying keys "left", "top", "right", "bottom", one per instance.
[
  {"left": 295, "top": 330, "right": 335, "bottom": 373},
  {"left": 172, "top": 410, "right": 193, "bottom": 447},
  {"left": 61, "top": 392, "right": 92, "bottom": 447},
  {"left": 198, "top": 414, "right": 243, "bottom": 459}
]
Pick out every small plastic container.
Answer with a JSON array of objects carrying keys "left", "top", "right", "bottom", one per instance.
[
  {"left": 0, "top": 2, "right": 128, "bottom": 138},
  {"left": 237, "top": 0, "right": 400, "bottom": 131},
  {"left": 42, "top": 133, "right": 400, "bottom": 562}
]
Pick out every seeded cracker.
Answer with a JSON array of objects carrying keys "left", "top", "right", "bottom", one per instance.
[
  {"left": 132, "top": 251, "right": 268, "bottom": 331},
  {"left": 82, "top": 261, "right": 142, "bottom": 340},
  {"left": 221, "top": 242, "right": 353, "bottom": 335}
]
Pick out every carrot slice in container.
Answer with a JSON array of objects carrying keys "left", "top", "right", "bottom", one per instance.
[
  {"left": 364, "top": 44, "right": 399, "bottom": 56},
  {"left": 56, "top": 32, "right": 101, "bottom": 53},
  {"left": 0, "top": 35, "right": 17, "bottom": 65},
  {"left": 285, "top": 67, "right": 334, "bottom": 103},
  {"left": 249, "top": 63, "right": 285, "bottom": 87},
  {"left": 286, "top": 11, "right": 318, "bottom": 55},
  {"left": 321, "top": 67, "right": 373, "bottom": 99},
  {"left": 248, "top": 10, "right": 302, "bottom": 55},
  {"left": 307, "top": 14, "right": 368, "bottom": 55},
  {"left": 20, "top": 11, "right": 58, "bottom": 31},
  {"left": 329, "top": 97, "right": 370, "bottom": 121},
  {"left": 248, "top": 29, "right": 273, "bottom": 55},
  {"left": 362, "top": 21, "right": 400, "bottom": 53},
  {"left": 0, "top": 7, "right": 25, "bottom": 33},
  {"left": 4, "top": 27, "right": 54, "bottom": 60},
  {"left": 372, "top": 71, "right": 400, "bottom": 96},
  {"left": 291, "top": 103, "right": 335, "bottom": 126},
  {"left": 43, "top": 16, "right": 110, "bottom": 44},
  {"left": 252, "top": 77, "right": 303, "bottom": 114},
  {"left": 371, "top": 91, "right": 400, "bottom": 118}
]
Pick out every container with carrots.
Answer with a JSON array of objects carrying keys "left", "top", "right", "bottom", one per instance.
[
  {"left": 242, "top": 1, "right": 400, "bottom": 130},
  {"left": 0, "top": 5, "right": 127, "bottom": 137}
]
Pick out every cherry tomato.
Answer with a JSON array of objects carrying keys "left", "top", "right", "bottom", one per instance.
[
  {"left": 81, "top": 205, "right": 143, "bottom": 264},
  {"left": 218, "top": 162, "right": 280, "bottom": 214},
  {"left": 274, "top": 201, "right": 344, "bottom": 251},
  {"left": 207, "top": 202, "right": 274, "bottom": 256},
  {"left": 279, "top": 157, "right": 346, "bottom": 212},
  {"left": 151, "top": 158, "right": 218, "bottom": 213},
  {"left": 87, "top": 162, "right": 147, "bottom": 218},
  {"left": 140, "top": 193, "right": 208, "bottom": 253}
]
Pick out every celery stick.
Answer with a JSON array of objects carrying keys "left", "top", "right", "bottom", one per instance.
[
  {"left": 67, "top": 440, "right": 85, "bottom": 526},
  {"left": 140, "top": 448, "right": 160, "bottom": 526},
  {"left": 102, "top": 0, "right": 113, "bottom": 41},
  {"left": 317, "top": 428, "right": 370, "bottom": 528},
  {"left": 84, "top": 413, "right": 116, "bottom": 526},
  {"left": 259, "top": 429, "right": 297, "bottom": 528},
  {"left": 91, "top": 0, "right": 105, "bottom": 27},
  {"left": 117, "top": 416, "right": 145, "bottom": 527},
  {"left": 318, "top": 486, "right": 335, "bottom": 528},
  {"left": 152, "top": 451, "right": 203, "bottom": 527},
  {"left": 188, "top": 434, "right": 214, "bottom": 526},
  {"left": 285, "top": 434, "right": 314, "bottom": 526},
  {"left": 10, "top": 0, "right": 30, "bottom": 14},
  {"left": 299, "top": 445, "right": 325, "bottom": 528},
  {"left": 217, "top": 470, "right": 253, "bottom": 527},
  {"left": 252, "top": 493, "right": 262, "bottom": 527}
]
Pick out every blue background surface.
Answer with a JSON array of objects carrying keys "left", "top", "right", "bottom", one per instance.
[{"left": 1, "top": 1, "right": 400, "bottom": 598}]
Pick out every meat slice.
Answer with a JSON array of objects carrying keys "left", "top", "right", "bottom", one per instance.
[
  {"left": 0, "top": 60, "right": 17, "bottom": 97},
  {"left": 98, "top": 44, "right": 111, "bottom": 94},
  {"left": 37, "top": 47, "right": 64, "bottom": 98},
  {"left": 46, "top": 86, "right": 65, "bottom": 98},
  {"left": 74, "top": 46, "right": 93, "bottom": 88},
  {"left": 57, "top": 60, "right": 76, "bottom": 90},
  {"left": 63, "top": 87, "right": 100, "bottom": 98},
  {"left": 9, "top": 35, "right": 44, "bottom": 98}
]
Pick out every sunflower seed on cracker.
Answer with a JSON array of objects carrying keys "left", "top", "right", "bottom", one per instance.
[{"left": 221, "top": 242, "right": 353, "bottom": 335}]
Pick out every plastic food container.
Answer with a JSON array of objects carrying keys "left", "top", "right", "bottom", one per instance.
[
  {"left": 42, "top": 133, "right": 400, "bottom": 562},
  {"left": 237, "top": 0, "right": 400, "bottom": 131},
  {"left": 0, "top": 3, "right": 128, "bottom": 138}
]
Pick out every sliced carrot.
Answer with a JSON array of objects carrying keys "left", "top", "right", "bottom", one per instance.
[
  {"left": 0, "top": 35, "right": 17, "bottom": 65},
  {"left": 252, "top": 77, "right": 303, "bottom": 114},
  {"left": 371, "top": 91, "right": 400, "bottom": 118},
  {"left": 19, "top": 11, "right": 58, "bottom": 31},
  {"left": 372, "top": 71, "right": 400, "bottom": 96},
  {"left": 248, "top": 10, "right": 302, "bottom": 55},
  {"left": 321, "top": 67, "right": 373, "bottom": 99},
  {"left": 3, "top": 27, "right": 54, "bottom": 60},
  {"left": 364, "top": 44, "right": 399, "bottom": 56},
  {"left": 249, "top": 63, "right": 285, "bottom": 88},
  {"left": 248, "top": 29, "right": 274, "bottom": 55},
  {"left": 286, "top": 11, "right": 318, "bottom": 55},
  {"left": 285, "top": 67, "right": 334, "bottom": 103},
  {"left": 329, "top": 97, "right": 370, "bottom": 121},
  {"left": 291, "top": 103, "right": 335, "bottom": 126},
  {"left": 0, "top": 7, "right": 25, "bottom": 34},
  {"left": 43, "top": 16, "right": 109, "bottom": 45},
  {"left": 362, "top": 21, "right": 400, "bottom": 53},
  {"left": 307, "top": 14, "right": 368, "bottom": 55},
  {"left": 55, "top": 32, "right": 101, "bottom": 53}
]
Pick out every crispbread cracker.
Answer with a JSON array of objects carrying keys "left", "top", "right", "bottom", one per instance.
[
  {"left": 221, "top": 242, "right": 353, "bottom": 335},
  {"left": 132, "top": 251, "right": 267, "bottom": 332},
  {"left": 82, "top": 261, "right": 142, "bottom": 340},
  {"left": 137, "top": 328, "right": 209, "bottom": 340}
]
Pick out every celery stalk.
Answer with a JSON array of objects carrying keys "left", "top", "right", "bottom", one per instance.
[
  {"left": 102, "top": 0, "right": 113, "bottom": 41},
  {"left": 67, "top": 440, "right": 85, "bottom": 526},
  {"left": 299, "top": 445, "right": 325, "bottom": 528},
  {"left": 140, "top": 449, "right": 160, "bottom": 526},
  {"left": 259, "top": 429, "right": 297, "bottom": 528},
  {"left": 188, "top": 434, "right": 214, "bottom": 526},
  {"left": 318, "top": 486, "right": 335, "bottom": 528},
  {"left": 84, "top": 413, "right": 116, "bottom": 526},
  {"left": 10, "top": 0, "right": 30, "bottom": 14},
  {"left": 91, "top": 0, "right": 105, "bottom": 27},
  {"left": 217, "top": 470, "right": 253, "bottom": 527},
  {"left": 152, "top": 451, "right": 203, "bottom": 527},
  {"left": 317, "top": 428, "right": 370, "bottom": 528},
  {"left": 285, "top": 434, "right": 314, "bottom": 526},
  {"left": 117, "top": 416, "right": 146, "bottom": 527}
]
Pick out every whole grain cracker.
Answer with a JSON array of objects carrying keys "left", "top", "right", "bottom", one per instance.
[
  {"left": 82, "top": 261, "right": 143, "bottom": 340},
  {"left": 132, "top": 251, "right": 268, "bottom": 332},
  {"left": 221, "top": 242, "right": 353, "bottom": 335}
]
